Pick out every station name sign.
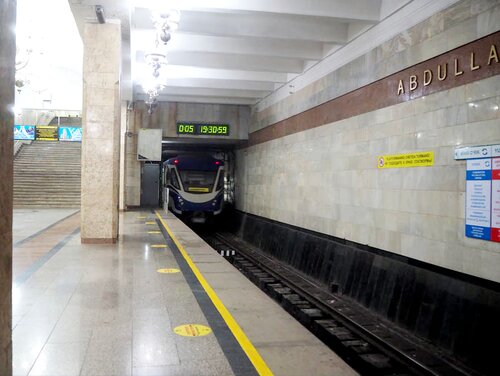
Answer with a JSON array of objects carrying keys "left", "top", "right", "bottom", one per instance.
[
  {"left": 397, "top": 43, "right": 498, "bottom": 95},
  {"left": 177, "top": 123, "right": 230, "bottom": 136}
]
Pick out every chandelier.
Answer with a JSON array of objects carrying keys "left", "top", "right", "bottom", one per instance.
[{"left": 144, "top": 9, "right": 180, "bottom": 114}]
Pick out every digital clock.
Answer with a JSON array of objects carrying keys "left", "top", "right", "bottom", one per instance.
[{"left": 177, "top": 123, "right": 230, "bottom": 136}]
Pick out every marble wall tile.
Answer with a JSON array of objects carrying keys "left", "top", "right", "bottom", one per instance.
[
  {"left": 463, "top": 118, "right": 500, "bottom": 143},
  {"left": 445, "top": 17, "right": 478, "bottom": 51},
  {"left": 466, "top": 97, "right": 499, "bottom": 123},
  {"left": 476, "top": 3, "right": 500, "bottom": 37}
]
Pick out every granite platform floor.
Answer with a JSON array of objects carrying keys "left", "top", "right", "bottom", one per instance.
[{"left": 12, "top": 209, "right": 357, "bottom": 376}]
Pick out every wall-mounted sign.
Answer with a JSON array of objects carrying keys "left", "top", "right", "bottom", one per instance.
[
  {"left": 35, "top": 126, "right": 58, "bottom": 141},
  {"left": 378, "top": 151, "right": 434, "bottom": 169},
  {"left": 59, "top": 126, "right": 82, "bottom": 142},
  {"left": 14, "top": 125, "right": 35, "bottom": 140},
  {"left": 177, "top": 123, "right": 230, "bottom": 136},
  {"left": 455, "top": 144, "right": 500, "bottom": 160},
  {"left": 465, "top": 157, "right": 500, "bottom": 242}
]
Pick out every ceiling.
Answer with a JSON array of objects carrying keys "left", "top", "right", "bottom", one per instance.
[{"left": 68, "top": 0, "right": 415, "bottom": 106}]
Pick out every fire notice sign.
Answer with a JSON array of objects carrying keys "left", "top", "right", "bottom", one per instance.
[{"left": 465, "top": 158, "right": 500, "bottom": 242}]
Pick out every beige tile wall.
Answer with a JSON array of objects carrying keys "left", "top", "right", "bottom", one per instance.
[
  {"left": 253, "top": 0, "right": 500, "bottom": 132},
  {"left": 237, "top": 75, "right": 500, "bottom": 282}
]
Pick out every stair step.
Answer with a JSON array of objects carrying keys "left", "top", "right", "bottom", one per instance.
[{"left": 14, "top": 141, "right": 81, "bottom": 208}]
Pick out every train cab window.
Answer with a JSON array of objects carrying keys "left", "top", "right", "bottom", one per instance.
[
  {"left": 163, "top": 169, "right": 168, "bottom": 186},
  {"left": 216, "top": 171, "right": 224, "bottom": 191},
  {"left": 179, "top": 170, "right": 216, "bottom": 193},
  {"left": 170, "top": 169, "right": 180, "bottom": 190}
]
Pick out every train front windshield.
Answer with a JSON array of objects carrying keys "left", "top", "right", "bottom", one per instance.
[{"left": 179, "top": 170, "right": 217, "bottom": 193}]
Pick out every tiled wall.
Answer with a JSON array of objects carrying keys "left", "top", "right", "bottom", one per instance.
[
  {"left": 237, "top": 0, "right": 500, "bottom": 282},
  {"left": 253, "top": 0, "right": 500, "bottom": 132},
  {"left": 237, "top": 75, "right": 500, "bottom": 282}
]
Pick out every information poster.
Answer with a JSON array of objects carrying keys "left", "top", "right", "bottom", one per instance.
[
  {"left": 59, "top": 126, "right": 82, "bottom": 142},
  {"left": 14, "top": 125, "right": 35, "bottom": 140},
  {"left": 466, "top": 159, "right": 492, "bottom": 240},
  {"left": 492, "top": 158, "right": 500, "bottom": 242},
  {"left": 36, "top": 125, "right": 58, "bottom": 141}
]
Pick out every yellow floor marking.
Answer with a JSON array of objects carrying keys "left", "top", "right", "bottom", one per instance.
[
  {"left": 155, "top": 211, "right": 273, "bottom": 376},
  {"left": 148, "top": 231, "right": 162, "bottom": 234},
  {"left": 174, "top": 324, "right": 212, "bottom": 337},
  {"left": 151, "top": 244, "right": 167, "bottom": 248},
  {"left": 157, "top": 268, "right": 180, "bottom": 274},
  {"left": 145, "top": 221, "right": 156, "bottom": 225},
  {"left": 137, "top": 216, "right": 147, "bottom": 219}
]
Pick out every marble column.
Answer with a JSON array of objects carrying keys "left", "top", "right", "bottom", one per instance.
[
  {"left": 119, "top": 101, "right": 127, "bottom": 211},
  {"left": 81, "top": 22, "right": 121, "bottom": 243},
  {"left": 0, "top": 0, "right": 15, "bottom": 371},
  {"left": 124, "top": 107, "right": 141, "bottom": 207}
]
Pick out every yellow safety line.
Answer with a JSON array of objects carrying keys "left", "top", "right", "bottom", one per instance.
[{"left": 155, "top": 211, "right": 273, "bottom": 376}]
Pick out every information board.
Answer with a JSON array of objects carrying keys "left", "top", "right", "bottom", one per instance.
[
  {"left": 492, "top": 158, "right": 500, "bottom": 242},
  {"left": 59, "top": 127, "right": 82, "bottom": 142},
  {"left": 177, "top": 123, "right": 230, "bottom": 136},
  {"left": 14, "top": 125, "right": 35, "bottom": 140},
  {"left": 36, "top": 126, "right": 58, "bottom": 141},
  {"left": 465, "top": 157, "right": 500, "bottom": 242}
]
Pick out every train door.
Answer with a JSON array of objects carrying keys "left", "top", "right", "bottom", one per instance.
[{"left": 162, "top": 164, "right": 169, "bottom": 212}]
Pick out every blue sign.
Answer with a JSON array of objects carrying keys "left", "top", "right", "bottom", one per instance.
[
  {"left": 14, "top": 125, "right": 35, "bottom": 140},
  {"left": 59, "top": 126, "right": 82, "bottom": 142}
]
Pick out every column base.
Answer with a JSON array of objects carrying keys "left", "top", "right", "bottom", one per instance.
[{"left": 81, "top": 237, "right": 117, "bottom": 244}]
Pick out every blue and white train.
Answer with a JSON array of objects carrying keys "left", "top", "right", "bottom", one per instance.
[{"left": 162, "top": 154, "right": 224, "bottom": 222}]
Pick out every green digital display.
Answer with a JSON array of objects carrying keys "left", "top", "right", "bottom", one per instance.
[{"left": 177, "top": 123, "right": 230, "bottom": 136}]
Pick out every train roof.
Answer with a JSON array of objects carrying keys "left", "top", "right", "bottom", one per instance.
[{"left": 164, "top": 154, "right": 224, "bottom": 170}]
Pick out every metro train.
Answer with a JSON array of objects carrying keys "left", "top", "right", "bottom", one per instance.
[{"left": 162, "top": 154, "right": 225, "bottom": 222}]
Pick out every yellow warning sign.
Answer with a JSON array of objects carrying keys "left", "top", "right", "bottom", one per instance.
[
  {"left": 157, "top": 268, "right": 180, "bottom": 274},
  {"left": 151, "top": 244, "right": 167, "bottom": 248},
  {"left": 378, "top": 151, "right": 434, "bottom": 169},
  {"left": 148, "top": 231, "right": 162, "bottom": 234},
  {"left": 145, "top": 221, "right": 156, "bottom": 225},
  {"left": 174, "top": 324, "right": 212, "bottom": 337},
  {"left": 35, "top": 125, "right": 58, "bottom": 141}
]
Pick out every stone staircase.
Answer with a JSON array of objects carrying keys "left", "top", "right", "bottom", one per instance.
[{"left": 14, "top": 141, "right": 81, "bottom": 208}]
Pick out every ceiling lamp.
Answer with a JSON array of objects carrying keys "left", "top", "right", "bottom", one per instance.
[
  {"left": 144, "top": 9, "right": 180, "bottom": 114},
  {"left": 151, "top": 9, "right": 180, "bottom": 46}
]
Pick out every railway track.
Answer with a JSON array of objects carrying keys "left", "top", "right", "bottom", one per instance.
[{"left": 197, "top": 229, "right": 477, "bottom": 376}]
